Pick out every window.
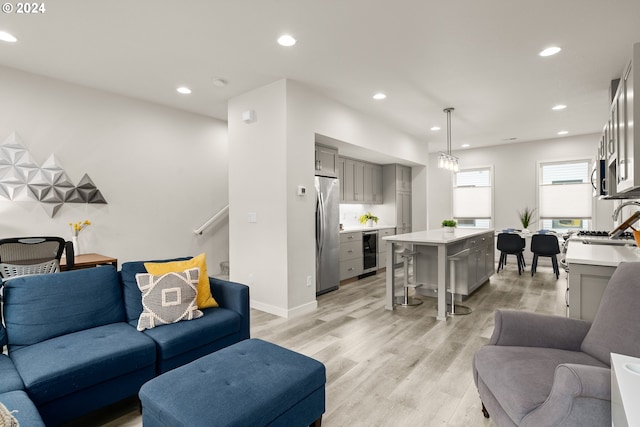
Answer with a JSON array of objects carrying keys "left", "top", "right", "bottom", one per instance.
[
  {"left": 539, "top": 160, "right": 592, "bottom": 231},
  {"left": 453, "top": 167, "right": 493, "bottom": 228}
]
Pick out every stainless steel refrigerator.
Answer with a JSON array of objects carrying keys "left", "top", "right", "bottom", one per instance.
[{"left": 315, "top": 176, "right": 339, "bottom": 295}]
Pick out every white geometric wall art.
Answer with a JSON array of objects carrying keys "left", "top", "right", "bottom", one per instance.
[{"left": 0, "top": 132, "right": 108, "bottom": 217}]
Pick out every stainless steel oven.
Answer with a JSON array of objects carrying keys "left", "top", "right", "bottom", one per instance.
[{"left": 362, "top": 231, "right": 378, "bottom": 274}]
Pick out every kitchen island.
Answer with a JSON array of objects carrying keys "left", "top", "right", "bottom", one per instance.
[{"left": 383, "top": 228, "right": 494, "bottom": 320}]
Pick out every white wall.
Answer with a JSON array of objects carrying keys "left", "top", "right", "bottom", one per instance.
[
  {"left": 0, "top": 66, "right": 230, "bottom": 271},
  {"left": 228, "top": 80, "right": 290, "bottom": 315},
  {"left": 228, "top": 79, "right": 427, "bottom": 317},
  {"left": 427, "top": 134, "right": 614, "bottom": 231}
]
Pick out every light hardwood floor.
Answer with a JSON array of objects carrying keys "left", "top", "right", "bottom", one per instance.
[{"left": 70, "top": 263, "right": 567, "bottom": 427}]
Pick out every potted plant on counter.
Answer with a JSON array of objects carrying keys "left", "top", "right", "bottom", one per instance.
[
  {"left": 359, "top": 212, "right": 379, "bottom": 227},
  {"left": 518, "top": 206, "right": 536, "bottom": 233},
  {"left": 442, "top": 219, "right": 457, "bottom": 233}
]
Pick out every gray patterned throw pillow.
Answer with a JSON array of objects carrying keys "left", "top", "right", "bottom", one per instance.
[
  {"left": 0, "top": 402, "right": 19, "bottom": 426},
  {"left": 135, "top": 267, "right": 203, "bottom": 331}
]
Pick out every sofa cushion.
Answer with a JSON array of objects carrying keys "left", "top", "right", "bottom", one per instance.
[
  {"left": 0, "top": 390, "right": 45, "bottom": 427},
  {"left": 0, "top": 355, "right": 23, "bottom": 394},
  {"left": 144, "top": 253, "right": 218, "bottom": 309},
  {"left": 134, "top": 306, "right": 241, "bottom": 362},
  {"left": 9, "top": 323, "right": 156, "bottom": 406},
  {"left": 581, "top": 262, "right": 640, "bottom": 365},
  {"left": 121, "top": 257, "right": 190, "bottom": 323},
  {"left": 136, "top": 267, "right": 203, "bottom": 331},
  {"left": 3, "top": 266, "right": 125, "bottom": 347},
  {"left": 474, "top": 345, "right": 607, "bottom": 424}
]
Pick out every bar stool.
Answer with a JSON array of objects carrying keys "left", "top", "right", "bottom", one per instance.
[
  {"left": 395, "top": 248, "right": 423, "bottom": 307},
  {"left": 447, "top": 248, "right": 472, "bottom": 315}
]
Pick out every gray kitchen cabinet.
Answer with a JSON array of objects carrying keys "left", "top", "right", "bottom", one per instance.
[
  {"left": 567, "top": 263, "right": 616, "bottom": 322},
  {"left": 342, "top": 158, "right": 356, "bottom": 202},
  {"left": 353, "top": 161, "right": 365, "bottom": 202},
  {"left": 377, "top": 227, "right": 395, "bottom": 270},
  {"left": 415, "top": 231, "right": 494, "bottom": 299},
  {"left": 372, "top": 164, "right": 383, "bottom": 203},
  {"left": 339, "top": 232, "right": 363, "bottom": 280},
  {"left": 396, "top": 165, "right": 411, "bottom": 192},
  {"left": 337, "top": 157, "right": 345, "bottom": 201},
  {"left": 383, "top": 164, "right": 412, "bottom": 264},
  {"left": 338, "top": 156, "right": 383, "bottom": 204},
  {"left": 455, "top": 231, "right": 494, "bottom": 296},
  {"left": 396, "top": 192, "right": 412, "bottom": 233},
  {"left": 315, "top": 144, "right": 338, "bottom": 178},
  {"left": 603, "top": 43, "right": 640, "bottom": 197},
  {"left": 617, "top": 45, "right": 639, "bottom": 193},
  {"left": 363, "top": 162, "right": 383, "bottom": 203}
]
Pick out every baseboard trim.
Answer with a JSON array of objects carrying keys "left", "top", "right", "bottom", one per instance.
[{"left": 250, "top": 299, "right": 318, "bottom": 318}]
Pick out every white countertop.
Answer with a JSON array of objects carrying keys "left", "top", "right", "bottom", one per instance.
[
  {"left": 383, "top": 228, "right": 494, "bottom": 244},
  {"left": 340, "top": 225, "right": 396, "bottom": 233},
  {"left": 565, "top": 240, "right": 640, "bottom": 267},
  {"left": 612, "top": 353, "right": 640, "bottom": 427}
]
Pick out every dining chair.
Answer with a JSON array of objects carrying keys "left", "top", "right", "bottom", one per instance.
[
  {"left": 496, "top": 233, "right": 526, "bottom": 275},
  {"left": 530, "top": 234, "right": 561, "bottom": 279}
]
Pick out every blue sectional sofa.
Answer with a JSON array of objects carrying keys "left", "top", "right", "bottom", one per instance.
[{"left": 0, "top": 260, "right": 250, "bottom": 426}]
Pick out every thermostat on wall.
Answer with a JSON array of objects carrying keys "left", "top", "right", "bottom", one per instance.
[{"left": 297, "top": 185, "right": 306, "bottom": 196}]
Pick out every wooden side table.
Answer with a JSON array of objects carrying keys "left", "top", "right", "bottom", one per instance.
[{"left": 61, "top": 253, "right": 118, "bottom": 271}]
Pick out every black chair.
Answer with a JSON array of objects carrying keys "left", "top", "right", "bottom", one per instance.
[
  {"left": 496, "top": 233, "right": 526, "bottom": 275},
  {"left": 0, "top": 236, "right": 69, "bottom": 280},
  {"left": 531, "top": 234, "right": 561, "bottom": 279}
]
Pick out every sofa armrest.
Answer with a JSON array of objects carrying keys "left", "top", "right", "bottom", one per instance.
[
  {"left": 209, "top": 277, "right": 250, "bottom": 339},
  {"left": 490, "top": 309, "right": 591, "bottom": 350},
  {"left": 521, "top": 364, "right": 611, "bottom": 427}
]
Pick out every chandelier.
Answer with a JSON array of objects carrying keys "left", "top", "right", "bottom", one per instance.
[{"left": 438, "top": 107, "right": 459, "bottom": 172}]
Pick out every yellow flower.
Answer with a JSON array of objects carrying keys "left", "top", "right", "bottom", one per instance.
[{"left": 70, "top": 220, "right": 91, "bottom": 236}]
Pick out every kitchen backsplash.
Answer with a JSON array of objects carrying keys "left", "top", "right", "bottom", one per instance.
[{"left": 339, "top": 204, "right": 379, "bottom": 228}]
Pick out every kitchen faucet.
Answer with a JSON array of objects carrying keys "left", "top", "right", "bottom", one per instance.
[{"left": 612, "top": 200, "right": 640, "bottom": 222}]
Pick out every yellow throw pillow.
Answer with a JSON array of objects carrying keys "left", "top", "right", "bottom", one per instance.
[{"left": 144, "top": 253, "right": 218, "bottom": 309}]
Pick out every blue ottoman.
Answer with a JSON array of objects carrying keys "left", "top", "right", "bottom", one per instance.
[{"left": 139, "top": 338, "right": 326, "bottom": 427}]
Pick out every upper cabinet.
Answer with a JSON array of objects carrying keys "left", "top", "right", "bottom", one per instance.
[
  {"left": 315, "top": 144, "right": 339, "bottom": 178},
  {"left": 396, "top": 165, "right": 411, "bottom": 192},
  {"left": 602, "top": 43, "right": 640, "bottom": 198},
  {"left": 338, "top": 156, "right": 383, "bottom": 204}
]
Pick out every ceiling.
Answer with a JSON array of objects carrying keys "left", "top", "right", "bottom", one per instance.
[{"left": 2, "top": 0, "right": 640, "bottom": 153}]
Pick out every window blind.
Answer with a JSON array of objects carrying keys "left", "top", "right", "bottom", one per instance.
[
  {"left": 453, "top": 169, "right": 492, "bottom": 219},
  {"left": 539, "top": 161, "right": 592, "bottom": 219}
]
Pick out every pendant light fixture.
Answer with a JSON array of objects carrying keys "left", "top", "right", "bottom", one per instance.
[{"left": 438, "top": 107, "right": 460, "bottom": 172}]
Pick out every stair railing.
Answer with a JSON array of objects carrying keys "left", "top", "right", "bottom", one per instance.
[{"left": 193, "top": 204, "right": 229, "bottom": 235}]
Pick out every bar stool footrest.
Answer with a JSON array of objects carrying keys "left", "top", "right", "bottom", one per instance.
[
  {"left": 395, "top": 296, "right": 423, "bottom": 307},
  {"left": 447, "top": 303, "right": 472, "bottom": 315}
]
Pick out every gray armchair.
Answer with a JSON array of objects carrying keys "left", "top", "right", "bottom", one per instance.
[{"left": 473, "top": 261, "right": 640, "bottom": 426}]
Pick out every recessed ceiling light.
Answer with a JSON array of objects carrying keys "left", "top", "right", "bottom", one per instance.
[
  {"left": 176, "top": 87, "right": 192, "bottom": 94},
  {"left": 277, "top": 34, "right": 296, "bottom": 47},
  {"left": 430, "top": 126, "right": 441, "bottom": 131},
  {"left": 539, "top": 46, "right": 561, "bottom": 57},
  {"left": 461, "top": 144, "right": 470, "bottom": 148},
  {"left": 557, "top": 130, "right": 569, "bottom": 135},
  {"left": 552, "top": 104, "right": 567, "bottom": 110},
  {"left": 0, "top": 31, "right": 17, "bottom": 43},
  {"left": 372, "top": 93, "right": 386, "bottom": 100}
]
